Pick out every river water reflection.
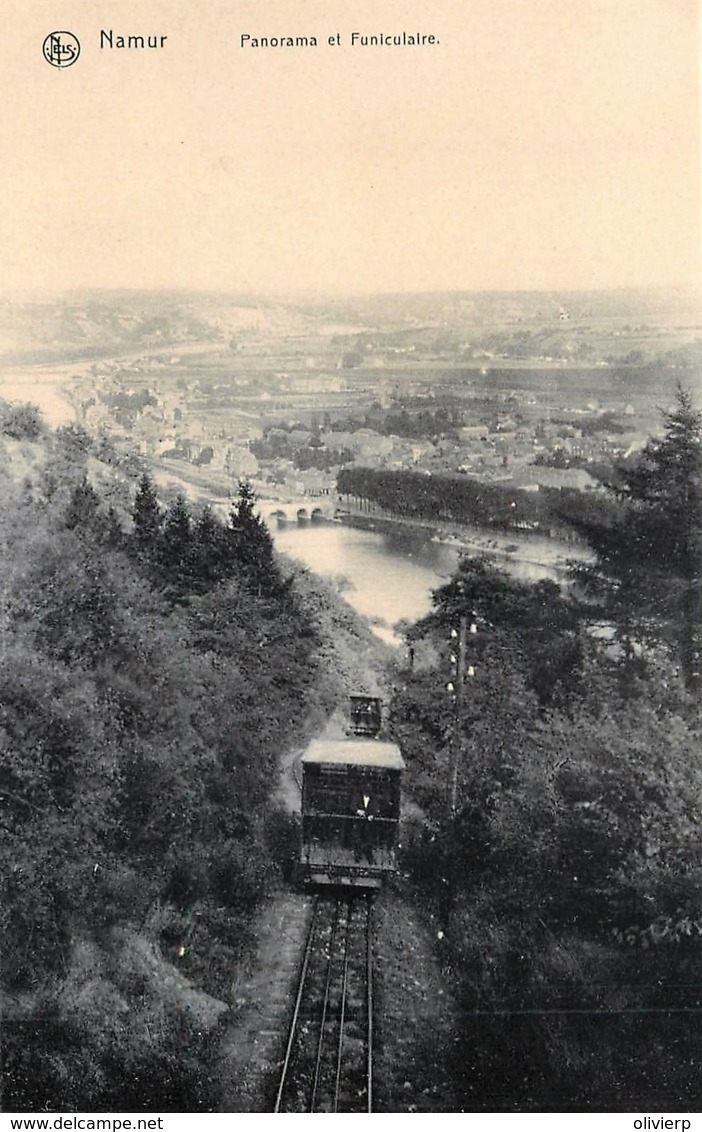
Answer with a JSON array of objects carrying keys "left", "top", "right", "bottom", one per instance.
[{"left": 270, "top": 516, "right": 569, "bottom": 646}]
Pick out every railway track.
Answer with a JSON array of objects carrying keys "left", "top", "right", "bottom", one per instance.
[{"left": 274, "top": 894, "right": 374, "bottom": 1113}]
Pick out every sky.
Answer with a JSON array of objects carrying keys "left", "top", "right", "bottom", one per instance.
[{"left": 2, "top": 0, "right": 700, "bottom": 295}]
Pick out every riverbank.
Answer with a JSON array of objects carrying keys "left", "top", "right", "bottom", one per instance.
[{"left": 338, "top": 509, "right": 592, "bottom": 580}]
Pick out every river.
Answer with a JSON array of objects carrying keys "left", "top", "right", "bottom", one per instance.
[{"left": 268, "top": 512, "right": 583, "bottom": 646}]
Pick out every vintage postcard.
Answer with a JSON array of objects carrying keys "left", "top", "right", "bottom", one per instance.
[{"left": 0, "top": 0, "right": 700, "bottom": 1122}]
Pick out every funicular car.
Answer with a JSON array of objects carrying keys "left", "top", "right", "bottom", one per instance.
[{"left": 299, "top": 698, "right": 405, "bottom": 888}]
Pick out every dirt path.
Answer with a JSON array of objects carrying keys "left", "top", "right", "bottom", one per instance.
[{"left": 217, "top": 891, "right": 313, "bottom": 1112}]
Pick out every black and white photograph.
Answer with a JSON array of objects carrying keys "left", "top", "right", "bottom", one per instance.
[{"left": 0, "top": 0, "right": 700, "bottom": 1119}]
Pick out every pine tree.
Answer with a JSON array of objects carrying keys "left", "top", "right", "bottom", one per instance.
[
  {"left": 621, "top": 386, "right": 701, "bottom": 689},
  {"left": 574, "top": 386, "right": 701, "bottom": 690},
  {"left": 192, "top": 504, "right": 231, "bottom": 591},
  {"left": 621, "top": 386, "right": 701, "bottom": 580},
  {"left": 158, "top": 493, "right": 193, "bottom": 595},
  {"left": 228, "top": 481, "right": 281, "bottom": 596},
  {"left": 132, "top": 473, "right": 162, "bottom": 554},
  {"left": 63, "top": 476, "right": 102, "bottom": 533}
]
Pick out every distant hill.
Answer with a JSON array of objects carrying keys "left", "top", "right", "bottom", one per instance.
[{"left": 1, "top": 285, "right": 699, "bottom": 366}]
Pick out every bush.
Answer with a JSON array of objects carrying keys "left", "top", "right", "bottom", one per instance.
[{"left": 2, "top": 402, "right": 43, "bottom": 441}]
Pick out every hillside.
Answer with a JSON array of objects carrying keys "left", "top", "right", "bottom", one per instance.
[{"left": 0, "top": 400, "right": 387, "bottom": 1111}]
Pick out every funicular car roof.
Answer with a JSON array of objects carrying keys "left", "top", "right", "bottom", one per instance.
[{"left": 301, "top": 738, "right": 405, "bottom": 771}]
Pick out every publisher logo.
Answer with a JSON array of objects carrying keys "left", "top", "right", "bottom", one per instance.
[{"left": 42, "top": 31, "right": 80, "bottom": 68}]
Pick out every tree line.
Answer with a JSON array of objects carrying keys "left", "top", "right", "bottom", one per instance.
[{"left": 337, "top": 463, "right": 609, "bottom": 537}]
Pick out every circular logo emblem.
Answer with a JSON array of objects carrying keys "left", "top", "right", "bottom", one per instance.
[{"left": 42, "top": 31, "right": 80, "bottom": 68}]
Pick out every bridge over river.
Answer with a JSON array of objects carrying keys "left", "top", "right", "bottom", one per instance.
[{"left": 262, "top": 499, "right": 338, "bottom": 524}]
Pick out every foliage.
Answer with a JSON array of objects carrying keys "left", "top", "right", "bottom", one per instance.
[
  {"left": 1, "top": 401, "right": 43, "bottom": 441},
  {"left": 0, "top": 459, "right": 350, "bottom": 1109},
  {"left": 128, "top": 475, "right": 285, "bottom": 600},
  {"left": 394, "top": 648, "right": 702, "bottom": 1105},
  {"left": 292, "top": 445, "right": 354, "bottom": 471},
  {"left": 569, "top": 385, "right": 702, "bottom": 689},
  {"left": 98, "top": 389, "right": 157, "bottom": 429},
  {"left": 132, "top": 471, "right": 163, "bottom": 556},
  {"left": 54, "top": 423, "right": 93, "bottom": 459},
  {"left": 227, "top": 480, "right": 283, "bottom": 596},
  {"left": 337, "top": 464, "right": 603, "bottom": 537},
  {"left": 391, "top": 447, "right": 702, "bottom": 1107},
  {"left": 415, "top": 556, "right": 586, "bottom": 711},
  {"left": 328, "top": 402, "right": 465, "bottom": 440}
]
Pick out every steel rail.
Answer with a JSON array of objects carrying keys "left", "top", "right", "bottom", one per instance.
[
  {"left": 310, "top": 898, "right": 342, "bottom": 1113},
  {"left": 273, "top": 897, "right": 320, "bottom": 1113},
  {"left": 333, "top": 899, "right": 353, "bottom": 1113},
  {"left": 366, "top": 896, "right": 374, "bottom": 1113}
]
